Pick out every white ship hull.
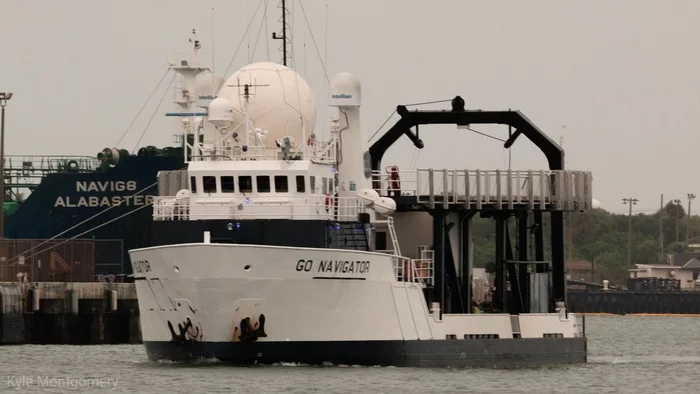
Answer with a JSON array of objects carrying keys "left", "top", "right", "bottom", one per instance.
[{"left": 130, "top": 243, "right": 586, "bottom": 367}]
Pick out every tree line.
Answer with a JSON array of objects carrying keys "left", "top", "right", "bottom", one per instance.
[{"left": 470, "top": 202, "right": 696, "bottom": 285}]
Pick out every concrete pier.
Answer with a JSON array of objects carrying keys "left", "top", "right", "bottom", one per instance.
[{"left": 0, "top": 282, "right": 141, "bottom": 345}]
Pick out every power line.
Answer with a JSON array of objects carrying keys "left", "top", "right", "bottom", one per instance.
[
  {"left": 366, "top": 98, "right": 473, "bottom": 144},
  {"left": 114, "top": 68, "right": 171, "bottom": 147},
  {"left": 298, "top": 0, "right": 329, "bottom": 83},
  {"left": 132, "top": 72, "right": 176, "bottom": 153},
  {"left": 217, "top": 0, "right": 265, "bottom": 92}
]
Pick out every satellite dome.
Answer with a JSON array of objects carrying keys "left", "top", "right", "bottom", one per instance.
[
  {"left": 208, "top": 98, "right": 234, "bottom": 127},
  {"left": 215, "top": 62, "right": 316, "bottom": 148},
  {"left": 330, "top": 72, "right": 361, "bottom": 107},
  {"left": 592, "top": 198, "right": 602, "bottom": 209}
]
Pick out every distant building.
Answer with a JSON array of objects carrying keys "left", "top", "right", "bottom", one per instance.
[
  {"left": 566, "top": 259, "right": 594, "bottom": 282},
  {"left": 629, "top": 251, "right": 700, "bottom": 290},
  {"left": 686, "top": 236, "right": 700, "bottom": 252}
]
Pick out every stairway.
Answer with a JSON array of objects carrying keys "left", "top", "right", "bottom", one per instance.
[{"left": 330, "top": 222, "right": 369, "bottom": 251}]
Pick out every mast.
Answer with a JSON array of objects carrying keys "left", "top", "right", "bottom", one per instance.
[
  {"left": 271, "top": 0, "right": 290, "bottom": 66},
  {"left": 168, "top": 29, "right": 209, "bottom": 162}
]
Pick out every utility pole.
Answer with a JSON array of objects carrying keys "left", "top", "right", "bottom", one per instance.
[
  {"left": 673, "top": 198, "right": 682, "bottom": 243},
  {"left": 687, "top": 193, "right": 696, "bottom": 243},
  {"left": 567, "top": 212, "right": 573, "bottom": 262},
  {"left": 622, "top": 197, "right": 639, "bottom": 270},
  {"left": 659, "top": 194, "right": 664, "bottom": 262},
  {"left": 0, "top": 92, "right": 13, "bottom": 239}
]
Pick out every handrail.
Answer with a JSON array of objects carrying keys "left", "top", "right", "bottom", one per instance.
[
  {"left": 188, "top": 141, "right": 336, "bottom": 163},
  {"left": 153, "top": 194, "right": 367, "bottom": 221},
  {"left": 370, "top": 168, "right": 593, "bottom": 211},
  {"left": 392, "top": 255, "right": 434, "bottom": 287}
]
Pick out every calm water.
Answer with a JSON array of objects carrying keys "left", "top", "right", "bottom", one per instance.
[{"left": 0, "top": 316, "right": 698, "bottom": 393}]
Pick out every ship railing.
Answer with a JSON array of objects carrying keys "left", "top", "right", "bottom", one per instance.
[
  {"left": 153, "top": 194, "right": 368, "bottom": 221},
  {"left": 370, "top": 170, "right": 419, "bottom": 198},
  {"left": 191, "top": 145, "right": 284, "bottom": 161},
  {"left": 371, "top": 168, "right": 593, "bottom": 211},
  {"left": 188, "top": 141, "right": 337, "bottom": 163},
  {"left": 307, "top": 141, "right": 336, "bottom": 163},
  {"left": 392, "top": 255, "right": 434, "bottom": 287},
  {"left": 3, "top": 155, "right": 101, "bottom": 174}
]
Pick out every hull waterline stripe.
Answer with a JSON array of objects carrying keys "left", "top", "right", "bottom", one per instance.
[{"left": 143, "top": 338, "right": 587, "bottom": 367}]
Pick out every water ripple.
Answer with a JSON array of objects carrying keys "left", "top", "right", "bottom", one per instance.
[{"left": 0, "top": 316, "right": 696, "bottom": 393}]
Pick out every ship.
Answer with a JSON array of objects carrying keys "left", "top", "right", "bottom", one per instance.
[
  {"left": 127, "top": 4, "right": 594, "bottom": 367},
  {"left": 2, "top": 152, "right": 185, "bottom": 280},
  {"left": 0, "top": 33, "right": 219, "bottom": 280}
]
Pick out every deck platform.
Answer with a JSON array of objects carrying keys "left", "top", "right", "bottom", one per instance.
[{"left": 372, "top": 168, "right": 593, "bottom": 211}]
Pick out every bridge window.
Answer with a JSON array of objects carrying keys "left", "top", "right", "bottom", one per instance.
[
  {"left": 274, "top": 176, "right": 289, "bottom": 193},
  {"left": 310, "top": 176, "right": 316, "bottom": 193},
  {"left": 296, "top": 175, "right": 306, "bottom": 193},
  {"left": 239, "top": 176, "right": 253, "bottom": 193},
  {"left": 257, "top": 176, "right": 271, "bottom": 193},
  {"left": 190, "top": 176, "right": 197, "bottom": 193},
  {"left": 203, "top": 176, "right": 217, "bottom": 193},
  {"left": 322, "top": 177, "right": 328, "bottom": 194},
  {"left": 221, "top": 176, "right": 235, "bottom": 193}
]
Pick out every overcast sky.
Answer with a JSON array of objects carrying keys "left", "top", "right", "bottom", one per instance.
[{"left": 1, "top": 0, "right": 698, "bottom": 214}]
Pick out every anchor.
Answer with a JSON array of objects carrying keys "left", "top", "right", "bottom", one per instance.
[
  {"left": 167, "top": 317, "right": 202, "bottom": 345},
  {"left": 238, "top": 314, "right": 267, "bottom": 342}
]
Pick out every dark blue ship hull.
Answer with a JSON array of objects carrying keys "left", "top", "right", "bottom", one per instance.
[{"left": 4, "top": 156, "right": 185, "bottom": 277}]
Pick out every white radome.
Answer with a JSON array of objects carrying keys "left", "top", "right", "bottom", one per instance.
[
  {"left": 592, "top": 198, "right": 602, "bottom": 209},
  {"left": 215, "top": 62, "right": 317, "bottom": 148}
]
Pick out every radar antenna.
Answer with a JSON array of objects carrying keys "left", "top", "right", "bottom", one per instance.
[
  {"left": 271, "top": 0, "right": 290, "bottom": 66},
  {"left": 226, "top": 79, "right": 271, "bottom": 146},
  {"left": 226, "top": 78, "right": 271, "bottom": 103}
]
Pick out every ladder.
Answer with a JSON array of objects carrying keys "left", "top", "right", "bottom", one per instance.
[{"left": 387, "top": 216, "right": 401, "bottom": 256}]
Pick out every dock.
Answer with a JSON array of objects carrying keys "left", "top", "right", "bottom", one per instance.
[
  {"left": 567, "top": 289, "right": 700, "bottom": 315},
  {"left": 0, "top": 282, "right": 140, "bottom": 345}
]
